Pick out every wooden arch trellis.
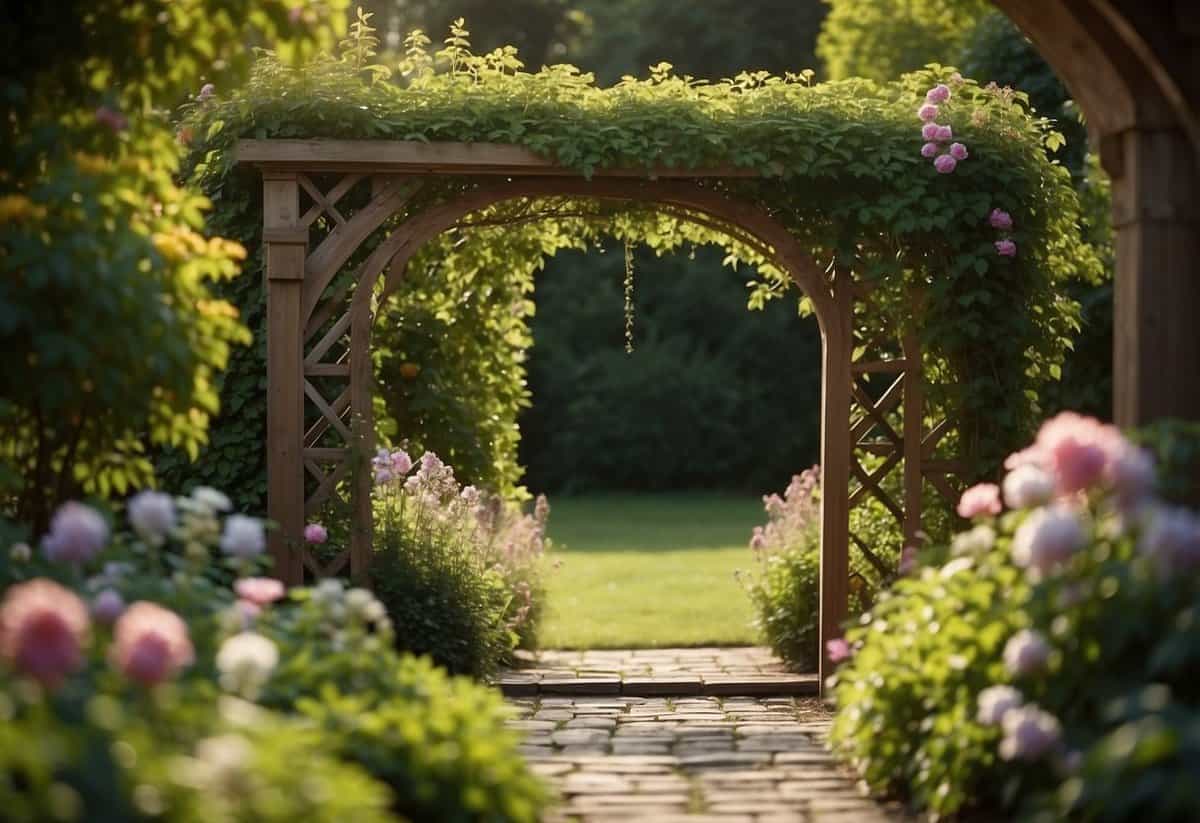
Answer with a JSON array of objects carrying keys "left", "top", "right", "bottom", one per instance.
[{"left": 238, "top": 138, "right": 966, "bottom": 681}]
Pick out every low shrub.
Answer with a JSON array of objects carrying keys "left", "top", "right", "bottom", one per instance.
[
  {"left": 829, "top": 411, "right": 1200, "bottom": 821},
  {"left": 0, "top": 487, "right": 550, "bottom": 822},
  {"left": 369, "top": 448, "right": 551, "bottom": 677},
  {"left": 740, "top": 467, "right": 906, "bottom": 669}
]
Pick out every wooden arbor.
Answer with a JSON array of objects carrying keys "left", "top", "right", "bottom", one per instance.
[{"left": 238, "top": 138, "right": 963, "bottom": 683}]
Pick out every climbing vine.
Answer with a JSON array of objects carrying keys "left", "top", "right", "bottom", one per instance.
[{"left": 170, "top": 21, "right": 1101, "bottom": 506}]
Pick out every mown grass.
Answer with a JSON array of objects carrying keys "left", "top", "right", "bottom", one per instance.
[{"left": 538, "top": 493, "right": 764, "bottom": 649}]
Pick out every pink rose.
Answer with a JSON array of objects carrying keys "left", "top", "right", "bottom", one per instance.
[
  {"left": 111, "top": 602, "right": 194, "bottom": 687},
  {"left": 826, "top": 638, "right": 852, "bottom": 663},
  {"left": 926, "top": 84, "right": 951, "bottom": 104},
  {"left": 989, "top": 208, "right": 1014, "bottom": 230},
  {"left": 920, "top": 142, "right": 939, "bottom": 158},
  {"left": 918, "top": 103, "right": 939, "bottom": 122},
  {"left": 957, "top": 483, "right": 1002, "bottom": 518},
  {"left": 0, "top": 579, "right": 89, "bottom": 689},
  {"left": 303, "top": 523, "right": 328, "bottom": 544},
  {"left": 935, "top": 125, "right": 953, "bottom": 142},
  {"left": 995, "top": 239, "right": 1017, "bottom": 257},
  {"left": 949, "top": 142, "right": 969, "bottom": 160},
  {"left": 921, "top": 122, "right": 940, "bottom": 141},
  {"left": 934, "top": 154, "right": 957, "bottom": 174},
  {"left": 234, "top": 577, "right": 286, "bottom": 606}
]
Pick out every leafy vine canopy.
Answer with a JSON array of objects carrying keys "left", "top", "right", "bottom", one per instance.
[{"left": 183, "top": 19, "right": 1102, "bottom": 480}]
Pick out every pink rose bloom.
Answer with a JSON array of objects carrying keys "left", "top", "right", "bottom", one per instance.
[
  {"left": 920, "top": 142, "right": 940, "bottom": 158},
  {"left": 234, "top": 577, "right": 286, "bottom": 606},
  {"left": 0, "top": 579, "right": 89, "bottom": 689},
  {"left": 303, "top": 523, "right": 328, "bottom": 544},
  {"left": 92, "top": 589, "right": 126, "bottom": 624},
  {"left": 949, "top": 142, "right": 969, "bottom": 160},
  {"left": 934, "top": 154, "right": 958, "bottom": 174},
  {"left": 826, "top": 638, "right": 852, "bottom": 663},
  {"left": 1034, "top": 412, "right": 1123, "bottom": 494},
  {"left": 935, "top": 125, "right": 953, "bottom": 142},
  {"left": 989, "top": 208, "right": 1014, "bottom": 230},
  {"left": 1012, "top": 505, "right": 1086, "bottom": 577},
  {"left": 1004, "top": 629, "right": 1052, "bottom": 676},
  {"left": 898, "top": 545, "right": 918, "bottom": 575},
  {"left": 111, "top": 602, "right": 194, "bottom": 687},
  {"left": 918, "top": 103, "right": 939, "bottom": 122},
  {"left": 995, "top": 239, "right": 1017, "bottom": 257},
  {"left": 43, "top": 501, "right": 109, "bottom": 565},
  {"left": 957, "top": 483, "right": 1002, "bottom": 518},
  {"left": 921, "top": 122, "right": 940, "bottom": 141},
  {"left": 926, "top": 84, "right": 951, "bottom": 104}
]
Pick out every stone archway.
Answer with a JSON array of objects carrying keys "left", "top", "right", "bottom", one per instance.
[{"left": 241, "top": 138, "right": 948, "bottom": 685}]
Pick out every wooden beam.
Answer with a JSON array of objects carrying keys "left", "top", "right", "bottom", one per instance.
[{"left": 236, "top": 139, "right": 766, "bottom": 178}]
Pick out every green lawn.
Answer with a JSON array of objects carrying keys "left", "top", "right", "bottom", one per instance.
[{"left": 539, "top": 493, "right": 764, "bottom": 649}]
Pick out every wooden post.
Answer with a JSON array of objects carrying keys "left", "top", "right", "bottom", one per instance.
[
  {"left": 818, "top": 278, "right": 853, "bottom": 694},
  {"left": 901, "top": 307, "right": 924, "bottom": 547},
  {"left": 263, "top": 171, "right": 307, "bottom": 584},
  {"left": 348, "top": 289, "right": 376, "bottom": 585}
]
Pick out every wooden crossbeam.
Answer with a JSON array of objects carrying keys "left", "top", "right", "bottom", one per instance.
[
  {"left": 304, "top": 311, "right": 352, "bottom": 365},
  {"left": 848, "top": 451, "right": 904, "bottom": 523},
  {"left": 303, "top": 387, "right": 350, "bottom": 448},
  {"left": 850, "top": 374, "right": 904, "bottom": 444}
]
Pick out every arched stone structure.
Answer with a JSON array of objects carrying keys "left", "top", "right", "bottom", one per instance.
[{"left": 242, "top": 139, "right": 950, "bottom": 686}]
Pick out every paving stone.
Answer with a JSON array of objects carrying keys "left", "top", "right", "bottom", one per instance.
[
  {"left": 541, "top": 676, "right": 623, "bottom": 695},
  {"left": 622, "top": 676, "right": 703, "bottom": 696}
]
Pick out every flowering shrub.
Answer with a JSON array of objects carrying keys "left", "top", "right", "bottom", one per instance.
[
  {"left": 829, "top": 412, "right": 1200, "bottom": 820},
  {"left": 0, "top": 487, "right": 549, "bottom": 821},
  {"left": 739, "top": 467, "right": 907, "bottom": 669},
  {"left": 367, "top": 447, "right": 552, "bottom": 676}
]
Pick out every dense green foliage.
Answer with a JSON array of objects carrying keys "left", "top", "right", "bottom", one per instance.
[
  {"left": 0, "top": 1, "right": 348, "bottom": 529},
  {"left": 830, "top": 415, "right": 1200, "bottom": 820},
  {"left": 522, "top": 246, "right": 821, "bottom": 492},
  {"left": 180, "top": 24, "right": 1100, "bottom": 504}
]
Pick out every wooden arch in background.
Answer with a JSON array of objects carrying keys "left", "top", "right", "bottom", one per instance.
[{"left": 239, "top": 138, "right": 961, "bottom": 686}]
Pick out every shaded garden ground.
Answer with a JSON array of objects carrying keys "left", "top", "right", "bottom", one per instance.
[{"left": 540, "top": 495, "right": 761, "bottom": 648}]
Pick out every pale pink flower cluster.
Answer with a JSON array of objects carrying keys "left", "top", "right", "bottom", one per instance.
[
  {"left": 0, "top": 579, "right": 89, "bottom": 688},
  {"left": 957, "top": 483, "right": 1002, "bottom": 519},
  {"left": 988, "top": 208, "right": 1017, "bottom": 257},
  {"left": 826, "top": 637, "right": 853, "bottom": 663},
  {"left": 917, "top": 83, "right": 968, "bottom": 173},
  {"left": 372, "top": 447, "right": 414, "bottom": 486},
  {"left": 999, "top": 704, "right": 1062, "bottom": 761},
  {"left": 1003, "top": 629, "right": 1051, "bottom": 676},
  {"left": 749, "top": 467, "right": 821, "bottom": 554},
  {"left": 110, "top": 601, "right": 194, "bottom": 687},
  {"left": 976, "top": 684, "right": 1022, "bottom": 725},
  {"left": 1011, "top": 505, "right": 1086, "bottom": 578},
  {"left": 235, "top": 577, "right": 286, "bottom": 607}
]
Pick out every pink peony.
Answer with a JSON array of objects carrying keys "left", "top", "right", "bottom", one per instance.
[
  {"left": 935, "top": 124, "right": 953, "bottom": 142},
  {"left": 918, "top": 103, "right": 939, "bottom": 122},
  {"left": 949, "top": 142, "right": 969, "bottom": 160},
  {"left": 303, "top": 523, "right": 328, "bottom": 544},
  {"left": 1011, "top": 505, "right": 1086, "bottom": 577},
  {"left": 977, "top": 685, "right": 1023, "bottom": 726},
  {"left": 92, "top": 589, "right": 126, "bottom": 624},
  {"left": 921, "top": 122, "right": 940, "bottom": 141},
  {"left": 934, "top": 154, "right": 958, "bottom": 174},
  {"left": 1002, "top": 464, "right": 1055, "bottom": 510},
  {"left": 995, "top": 239, "right": 1017, "bottom": 257},
  {"left": 957, "top": 483, "right": 1002, "bottom": 518},
  {"left": 0, "top": 579, "right": 89, "bottom": 689},
  {"left": 1034, "top": 412, "right": 1124, "bottom": 494},
  {"left": 111, "top": 602, "right": 194, "bottom": 687},
  {"left": 920, "top": 142, "right": 940, "bottom": 158},
  {"left": 989, "top": 208, "right": 1014, "bottom": 230},
  {"left": 999, "top": 705, "right": 1062, "bottom": 760},
  {"left": 926, "top": 84, "right": 951, "bottom": 104},
  {"left": 43, "top": 501, "right": 109, "bottom": 564},
  {"left": 826, "top": 637, "right": 852, "bottom": 663},
  {"left": 1004, "top": 629, "right": 1052, "bottom": 676},
  {"left": 234, "top": 577, "right": 286, "bottom": 606}
]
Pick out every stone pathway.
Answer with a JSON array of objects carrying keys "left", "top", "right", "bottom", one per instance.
[
  {"left": 501, "top": 648, "right": 906, "bottom": 821},
  {"left": 498, "top": 646, "right": 816, "bottom": 697}
]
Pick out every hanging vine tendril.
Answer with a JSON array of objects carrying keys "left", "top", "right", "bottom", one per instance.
[{"left": 623, "top": 240, "right": 635, "bottom": 354}]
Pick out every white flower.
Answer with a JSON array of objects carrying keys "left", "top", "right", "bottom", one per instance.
[
  {"left": 939, "top": 557, "right": 974, "bottom": 578},
  {"left": 999, "top": 704, "right": 1061, "bottom": 760},
  {"left": 1002, "top": 464, "right": 1055, "bottom": 510},
  {"left": 187, "top": 734, "right": 254, "bottom": 797},
  {"left": 216, "top": 632, "right": 279, "bottom": 698},
  {"left": 128, "top": 490, "right": 177, "bottom": 546},
  {"left": 363, "top": 600, "right": 387, "bottom": 624},
  {"left": 314, "top": 578, "right": 345, "bottom": 603},
  {"left": 219, "top": 515, "right": 265, "bottom": 558},
  {"left": 1011, "top": 505, "right": 1086, "bottom": 578},
  {"left": 951, "top": 524, "right": 996, "bottom": 556},
  {"left": 1004, "top": 629, "right": 1052, "bottom": 676},
  {"left": 192, "top": 486, "right": 232, "bottom": 514},
  {"left": 345, "top": 588, "right": 374, "bottom": 613},
  {"left": 976, "top": 685, "right": 1023, "bottom": 725}
]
